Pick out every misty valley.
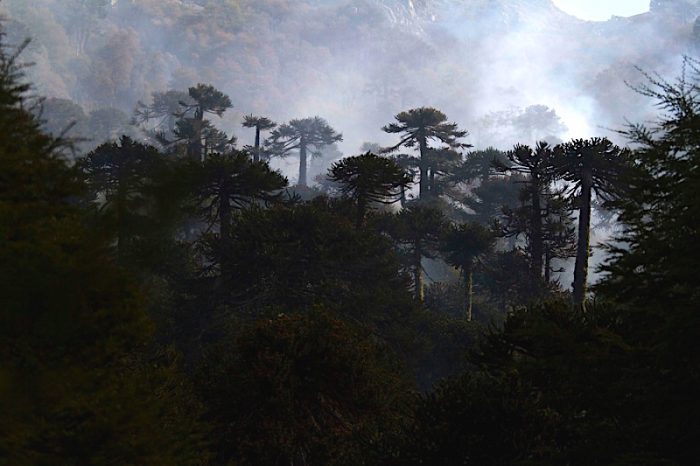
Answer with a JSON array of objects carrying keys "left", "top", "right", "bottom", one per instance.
[{"left": 1, "top": 1, "right": 699, "bottom": 465}]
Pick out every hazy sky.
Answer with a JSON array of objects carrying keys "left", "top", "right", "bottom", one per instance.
[{"left": 552, "top": 0, "right": 650, "bottom": 21}]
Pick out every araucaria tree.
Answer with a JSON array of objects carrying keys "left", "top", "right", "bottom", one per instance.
[
  {"left": 554, "top": 137, "right": 627, "bottom": 305},
  {"left": 441, "top": 222, "right": 495, "bottom": 321},
  {"left": 176, "top": 83, "right": 233, "bottom": 161},
  {"left": 80, "top": 135, "right": 163, "bottom": 263},
  {"left": 242, "top": 115, "right": 276, "bottom": 162},
  {"left": 328, "top": 152, "right": 412, "bottom": 227},
  {"left": 384, "top": 206, "right": 447, "bottom": 302},
  {"left": 190, "top": 150, "right": 287, "bottom": 240},
  {"left": 190, "top": 150, "right": 287, "bottom": 281},
  {"left": 382, "top": 107, "right": 469, "bottom": 201},
  {"left": 134, "top": 89, "right": 193, "bottom": 135},
  {"left": 266, "top": 116, "right": 342, "bottom": 187},
  {"left": 497, "top": 142, "right": 555, "bottom": 288}
]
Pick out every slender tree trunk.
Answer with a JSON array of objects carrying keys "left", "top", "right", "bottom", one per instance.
[
  {"left": 253, "top": 126, "right": 261, "bottom": 163},
  {"left": 298, "top": 139, "right": 307, "bottom": 186},
  {"left": 418, "top": 138, "right": 429, "bottom": 201},
  {"left": 189, "top": 107, "right": 204, "bottom": 162},
  {"left": 572, "top": 171, "right": 592, "bottom": 306},
  {"left": 465, "top": 268, "right": 474, "bottom": 321},
  {"left": 413, "top": 244, "right": 424, "bottom": 302},
  {"left": 544, "top": 247, "right": 552, "bottom": 284}
]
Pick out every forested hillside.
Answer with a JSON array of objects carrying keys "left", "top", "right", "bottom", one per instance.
[
  {"left": 1, "top": 1, "right": 699, "bottom": 465},
  {"left": 2, "top": 0, "right": 699, "bottom": 157}
]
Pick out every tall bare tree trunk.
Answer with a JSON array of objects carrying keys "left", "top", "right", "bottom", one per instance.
[
  {"left": 298, "top": 139, "right": 307, "bottom": 186},
  {"left": 253, "top": 126, "right": 261, "bottom": 163},
  {"left": 418, "top": 137, "right": 429, "bottom": 201},
  {"left": 572, "top": 171, "right": 592, "bottom": 306}
]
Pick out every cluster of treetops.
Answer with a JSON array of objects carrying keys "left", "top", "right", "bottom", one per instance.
[{"left": 2, "top": 30, "right": 699, "bottom": 465}]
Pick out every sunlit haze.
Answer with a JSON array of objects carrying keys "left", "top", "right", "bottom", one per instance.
[{"left": 553, "top": 0, "right": 650, "bottom": 21}]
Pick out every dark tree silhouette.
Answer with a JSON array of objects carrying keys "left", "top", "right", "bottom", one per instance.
[
  {"left": 0, "top": 35, "right": 206, "bottom": 464},
  {"left": 496, "top": 141, "right": 556, "bottom": 286},
  {"left": 383, "top": 206, "right": 447, "bottom": 302},
  {"left": 450, "top": 147, "right": 508, "bottom": 184},
  {"left": 328, "top": 152, "right": 412, "bottom": 227},
  {"left": 554, "top": 137, "right": 627, "bottom": 305},
  {"left": 190, "top": 150, "right": 287, "bottom": 240},
  {"left": 382, "top": 107, "right": 469, "bottom": 201},
  {"left": 425, "top": 147, "right": 462, "bottom": 197},
  {"left": 80, "top": 135, "right": 162, "bottom": 262},
  {"left": 176, "top": 84, "right": 232, "bottom": 160},
  {"left": 134, "top": 89, "right": 193, "bottom": 134},
  {"left": 242, "top": 114, "right": 276, "bottom": 162},
  {"left": 441, "top": 222, "right": 495, "bottom": 320},
  {"left": 266, "top": 116, "right": 342, "bottom": 187}
]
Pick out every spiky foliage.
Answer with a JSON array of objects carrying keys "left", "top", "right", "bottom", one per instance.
[
  {"left": 381, "top": 205, "right": 448, "bottom": 302},
  {"left": 450, "top": 147, "right": 508, "bottom": 184},
  {"left": 175, "top": 84, "right": 232, "bottom": 160},
  {"left": 242, "top": 114, "right": 276, "bottom": 162},
  {"left": 554, "top": 137, "right": 628, "bottom": 305},
  {"left": 134, "top": 89, "right": 193, "bottom": 134},
  {"left": 382, "top": 107, "right": 469, "bottom": 201},
  {"left": 496, "top": 141, "right": 556, "bottom": 287},
  {"left": 328, "top": 152, "right": 412, "bottom": 227},
  {"left": 267, "top": 116, "right": 342, "bottom": 187},
  {"left": 189, "top": 150, "right": 287, "bottom": 238},
  {"left": 599, "top": 57, "right": 700, "bottom": 309},
  {"left": 181, "top": 83, "right": 232, "bottom": 118},
  {"left": 441, "top": 223, "right": 495, "bottom": 320},
  {"left": 79, "top": 135, "right": 164, "bottom": 263}
]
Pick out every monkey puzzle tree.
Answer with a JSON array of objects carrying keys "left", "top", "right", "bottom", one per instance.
[
  {"left": 496, "top": 142, "right": 556, "bottom": 285},
  {"left": 541, "top": 192, "right": 577, "bottom": 284},
  {"left": 80, "top": 135, "right": 163, "bottom": 263},
  {"left": 425, "top": 147, "right": 463, "bottom": 198},
  {"left": 441, "top": 222, "right": 495, "bottom": 321},
  {"left": 382, "top": 205, "right": 447, "bottom": 302},
  {"left": 176, "top": 83, "right": 232, "bottom": 161},
  {"left": 328, "top": 152, "right": 412, "bottom": 227},
  {"left": 450, "top": 147, "right": 508, "bottom": 185},
  {"left": 554, "top": 137, "right": 627, "bottom": 305},
  {"left": 189, "top": 150, "right": 287, "bottom": 241},
  {"left": 382, "top": 107, "right": 469, "bottom": 201},
  {"left": 134, "top": 89, "right": 193, "bottom": 135},
  {"left": 266, "top": 116, "right": 342, "bottom": 187},
  {"left": 242, "top": 114, "right": 276, "bottom": 162}
]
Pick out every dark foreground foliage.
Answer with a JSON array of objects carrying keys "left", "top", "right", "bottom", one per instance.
[{"left": 1, "top": 28, "right": 698, "bottom": 465}]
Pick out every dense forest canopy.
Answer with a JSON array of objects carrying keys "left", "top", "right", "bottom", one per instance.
[{"left": 1, "top": 1, "right": 699, "bottom": 465}]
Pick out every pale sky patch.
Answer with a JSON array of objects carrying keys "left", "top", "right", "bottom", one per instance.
[{"left": 552, "top": 0, "right": 650, "bottom": 21}]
